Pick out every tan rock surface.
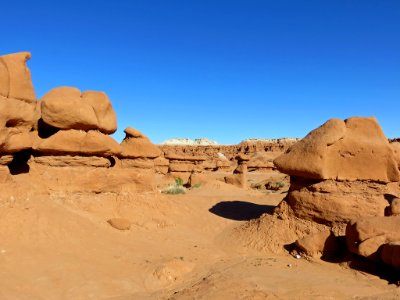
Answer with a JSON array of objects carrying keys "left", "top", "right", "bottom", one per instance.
[
  {"left": 34, "top": 130, "right": 121, "bottom": 156},
  {"left": 0, "top": 52, "right": 36, "bottom": 103},
  {"left": 81, "top": 91, "right": 117, "bottom": 134},
  {"left": 32, "top": 155, "right": 113, "bottom": 168},
  {"left": 391, "top": 142, "right": 400, "bottom": 169},
  {"left": 120, "top": 158, "right": 154, "bottom": 169},
  {"left": 40, "top": 87, "right": 117, "bottom": 134},
  {"left": 346, "top": 216, "right": 400, "bottom": 259},
  {"left": 296, "top": 230, "right": 339, "bottom": 258},
  {"left": 286, "top": 178, "right": 391, "bottom": 226},
  {"left": 274, "top": 117, "right": 399, "bottom": 182},
  {"left": 169, "top": 162, "right": 195, "bottom": 172},
  {"left": 120, "top": 127, "right": 161, "bottom": 158}
]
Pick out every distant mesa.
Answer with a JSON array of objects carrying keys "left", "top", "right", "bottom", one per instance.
[
  {"left": 241, "top": 138, "right": 300, "bottom": 143},
  {"left": 161, "top": 138, "right": 219, "bottom": 146}
]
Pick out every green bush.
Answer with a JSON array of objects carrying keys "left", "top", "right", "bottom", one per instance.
[{"left": 163, "top": 177, "right": 186, "bottom": 194}]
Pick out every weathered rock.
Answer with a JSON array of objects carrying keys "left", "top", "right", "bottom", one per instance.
[
  {"left": 234, "top": 164, "right": 247, "bottom": 174},
  {"left": 202, "top": 160, "right": 217, "bottom": 170},
  {"left": 236, "top": 153, "right": 250, "bottom": 162},
  {"left": 1, "top": 131, "right": 33, "bottom": 153},
  {"left": 346, "top": 216, "right": 400, "bottom": 260},
  {"left": 154, "top": 157, "right": 169, "bottom": 167},
  {"left": 216, "top": 160, "right": 232, "bottom": 169},
  {"left": 387, "top": 197, "right": 400, "bottom": 216},
  {"left": 225, "top": 173, "right": 247, "bottom": 188},
  {"left": 40, "top": 87, "right": 117, "bottom": 134},
  {"left": 391, "top": 142, "right": 400, "bottom": 169},
  {"left": 107, "top": 218, "right": 131, "bottom": 231},
  {"left": 120, "top": 127, "right": 161, "bottom": 158},
  {"left": 120, "top": 158, "right": 154, "bottom": 169},
  {"left": 274, "top": 117, "right": 399, "bottom": 182},
  {"left": 189, "top": 173, "right": 210, "bottom": 187},
  {"left": 0, "top": 95, "right": 36, "bottom": 153},
  {"left": 32, "top": 155, "right": 113, "bottom": 167},
  {"left": 154, "top": 157, "right": 169, "bottom": 174},
  {"left": 247, "top": 152, "right": 279, "bottom": 171},
  {"left": 296, "top": 230, "right": 340, "bottom": 258},
  {"left": 81, "top": 90, "right": 117, "bottom": 134},
  {"left": 0, "top": 165, "right": 11, "bottom": 183},
  {"left": 169, "top": 162, "right": 194, "bottom": 172},
  {"left": 33, "top": 130, "right": 121, "bottom": 156},
  {"left": 28, "top": 165, "right": 155, "bottom": 193},
  {"left": 164, "top": 153, "right": 206, "bottom": 161},
  {"left": 0, "top": 155, "right": 13, "bottom": 165},
  {"left": 381, "top": 242, "right": 400, "bottom": 269},
  {"left": 0, "top": 95, "right": 36, "bottom": 131},
  {"left": 286, "top": 178, "right": 391, "bottom": 226},
  {"left": 168, "top": 172, "right": 191, "bottom": 184},
  {"left": 0, "top": 52, "right": 36, "bottom": 104}
]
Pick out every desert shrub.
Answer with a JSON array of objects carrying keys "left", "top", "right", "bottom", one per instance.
[
  {"left": 162, "top": 177, "right": 186, "bottom": 194},
  {"left": 265, "top": 181, "right": 285, "bottom": 191},
  {"left": 191, "top": 183, "right": 202, "bottom": 189},
  {"left": 251, "top": 180, "right": 285, "bottom": 191}
]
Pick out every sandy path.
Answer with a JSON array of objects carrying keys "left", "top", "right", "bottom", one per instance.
[{"left": 0, "top": 180, "right": 398, "bottom": 299}]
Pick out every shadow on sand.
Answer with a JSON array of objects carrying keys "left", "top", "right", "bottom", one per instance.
[{"left": 209, "top": 200, "right": 275, "bottom": 221}]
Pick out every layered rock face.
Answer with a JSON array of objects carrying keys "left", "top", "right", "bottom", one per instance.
[
  {"left": 273, "top": 117, "right": 400, "bottom": 270},
  {"left": 157, "top": 139, "right": 295, "bottom": 183},
  {"left": 118, "top": 127, "right": 161, "bottom": 170},
  {"left": 0, "top": 52, "right": 156, "bottom": 193},
  {"left": 0, "top": 52, "right": 36, "bottom": 154},
  {"left": 34, "top": 86, "right": 120, "bottom": 157},
  {"left": 274, "top": 117, "right": 400, "bottom": 229}
]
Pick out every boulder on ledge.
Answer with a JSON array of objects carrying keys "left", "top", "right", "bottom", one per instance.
[
  {"left": 40, "top": 87, "right": 117, "bottom": 134},
  {"left": 274, "top": 117, "right": 399, "bottom": 183}
]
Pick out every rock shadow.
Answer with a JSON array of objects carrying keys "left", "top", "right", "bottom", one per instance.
[
  {"left": 8, "top": 150, "right": 31, "bottom": 175},
  {"left": 347, "top": 254, "right": 400, "bottom": 285},
  {"left": 209, "top": 200, "right": 275, "bottom": 221}
]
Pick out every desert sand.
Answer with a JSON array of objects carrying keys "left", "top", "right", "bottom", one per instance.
[{"left": 1, "top": 52, "right": 400, "bottom": 299}]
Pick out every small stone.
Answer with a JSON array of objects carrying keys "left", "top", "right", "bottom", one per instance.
[{"left": 107, "top": 218, "right": 131, "bottom": 231}]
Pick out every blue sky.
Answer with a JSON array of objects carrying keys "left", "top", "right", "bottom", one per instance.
[{"left": 1, "top": 0, "right": 399, "bottom": 144}]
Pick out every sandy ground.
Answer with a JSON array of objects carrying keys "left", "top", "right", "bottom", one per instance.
[{"left": 0, "top": 172, "right": 399, "bottom": 299}]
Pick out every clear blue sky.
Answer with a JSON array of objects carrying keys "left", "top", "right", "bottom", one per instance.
[{"left": 1, "top": 0, "right": 399, "bottom": 144}]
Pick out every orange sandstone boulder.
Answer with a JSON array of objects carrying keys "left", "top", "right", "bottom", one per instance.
[
  {"left": 296, "top": 230, "right": 339, "bottom": 258},
  {"left": 120, "top": 127, "right": 161, "bottom": 158},
  {"left": 286, "top": 178, "right": 391, "bottom": 226},
  {"left": 0, "top": 53, "right": 37, "bottom": 153},
  {"left": 346, "top": 216, "right": 400, "bottom": 259},
  {"left": 274, "top": 117, "right": 399, "bottom": 182},
  {"left": 0, "top": 52, "right": 36, "bottom": 104},
  {"left": 40, "top": 87, "right": 117, "bottom": 134},
  {"left": 33, "top": 130, "right": 121, "bottom": 156},
  {"left": 390, "top": 142, "right": 400, "bottom": 169}
]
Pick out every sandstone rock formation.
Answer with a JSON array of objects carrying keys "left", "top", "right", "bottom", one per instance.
[
  {"left": 346, "top": 216, "right": 400, "bottom": 267},
  {"left": 33, "top": 130, "right": 121, "bottom": 156},
  {"left": 274, "top": 117, "right": 399, "bottom": 183},
  {"left": 120, "top": 127, "right": 161, "bottom": 158},
  {"left": 0, "top": 52, "right": 36, "bottom": 154},
  {"left": 390, "top": 142, "right": 400, "bottom": 169},
  {"left": 273, "top": 117, "right": 400, "bottom": 232},
  {"left": 239, "top": 117, "right": 400, "bottom": 263},
  {"left": 0, "top": 52, "right": 36, "bottom": 103},
  {"left": 40, "top": 87, "right": 117, "bottom": 134},
  {"left": 0, "top": 52, "right": 157, "bottom": 194}
]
